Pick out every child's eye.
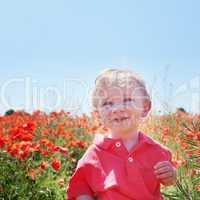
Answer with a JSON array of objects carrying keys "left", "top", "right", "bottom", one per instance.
[
  {"left": 102, "top": 101, "right": 113, "bottom": 107},
  {"left": 123, "top": 98, "right": 134, "bottom": 103}
]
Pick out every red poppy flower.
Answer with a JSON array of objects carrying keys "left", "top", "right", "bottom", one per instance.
[{"left": 51, "top": 158, "right": 61, "bottom": 171}]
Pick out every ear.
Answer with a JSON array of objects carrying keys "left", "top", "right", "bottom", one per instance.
[{"left": 141, "top": 100, "right": 151, "bottom": 118}]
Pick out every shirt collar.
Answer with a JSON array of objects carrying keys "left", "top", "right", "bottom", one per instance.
[{"left": 93, "top": 131, "right": 155, "bottom": 150}]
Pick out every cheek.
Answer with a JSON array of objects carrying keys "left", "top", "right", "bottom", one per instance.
[
  {"left": 99, "top": 109, "right": 110, "bottom": 122},
  {"left": 129, "top": 108, "right": 142, "bottom": 120}
]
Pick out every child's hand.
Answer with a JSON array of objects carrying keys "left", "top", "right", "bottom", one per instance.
[{"left": 154, "top": 161, "right": 177, "bottom": 186}]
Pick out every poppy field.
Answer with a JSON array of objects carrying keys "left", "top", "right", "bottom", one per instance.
[{"left": 0, "top": 110, "right": 199, "bottom": 200}]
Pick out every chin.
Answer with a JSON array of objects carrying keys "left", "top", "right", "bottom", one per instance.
[{"left": 112, "top": 126, "right": 132, "bottom": 134}]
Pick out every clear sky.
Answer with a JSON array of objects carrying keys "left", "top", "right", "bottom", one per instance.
[{"left": 0, "top": 0, "right": 199, "bottom": 115}]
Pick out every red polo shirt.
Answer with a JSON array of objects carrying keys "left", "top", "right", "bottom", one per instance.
[{"left": 67, "top": 132, "right": 173, "bottom": 200}]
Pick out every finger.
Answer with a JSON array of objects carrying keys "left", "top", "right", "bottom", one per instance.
[
  {"left": 156, "top": 171, "right": 173, "bottom": 179},
  {"left": 161, "top": 177, "right": 174, "bottom": 185},
  {"left": 154, "top": 166, "right": 170, "bottom": 175},
  {"left": 154, "top": 161, "right": 170, "bottom": 170}
]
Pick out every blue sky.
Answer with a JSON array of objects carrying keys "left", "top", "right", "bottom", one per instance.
[{"left": 0, "top": 0, "right": 199, "bottom": 115}]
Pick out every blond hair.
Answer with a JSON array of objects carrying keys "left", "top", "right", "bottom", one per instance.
[{"left": 91, "top": 68, "right": 151, "bottom": 110}]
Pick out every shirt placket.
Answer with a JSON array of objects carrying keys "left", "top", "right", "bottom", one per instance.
[
  {"left": 127, "top": 143, "right": 155, "bottom": 200},
  {"left": 110, "top": 140, "right": 128, "bottom": 158},
  {"left": 111, "top": 139, "right": 155, "bottom": 200}
]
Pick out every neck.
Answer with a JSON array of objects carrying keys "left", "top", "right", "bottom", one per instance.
[{"left": 107, "top": 130, "right": 140, "bottom": 152}]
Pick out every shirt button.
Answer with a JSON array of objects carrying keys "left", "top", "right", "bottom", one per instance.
[
  {"left": 115, "top": 142, "right": 121, "bottom": 147},
  {"left": 128, "top": 157, "right": 133, "bottom": 162}
]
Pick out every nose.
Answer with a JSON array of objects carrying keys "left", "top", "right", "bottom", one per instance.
[{"left": 111, "top": 102, "right": 125, "bottom": 114}]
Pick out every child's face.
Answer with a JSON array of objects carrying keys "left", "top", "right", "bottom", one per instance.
[{"left": 97, "top": 85, "right": 149, "bottom": 137}]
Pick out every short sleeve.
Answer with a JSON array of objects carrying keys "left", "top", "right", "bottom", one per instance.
[{"left": 66, "top": 165, "right": 93, "bottom": 200}]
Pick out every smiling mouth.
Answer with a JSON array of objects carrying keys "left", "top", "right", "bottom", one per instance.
[{"left": 113, "top": 117, "right": 130, "bottom": 123}]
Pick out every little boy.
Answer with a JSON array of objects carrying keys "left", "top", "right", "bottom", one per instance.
[{"left": 67, "top": 69, "right": 176, "bottom": 200}]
